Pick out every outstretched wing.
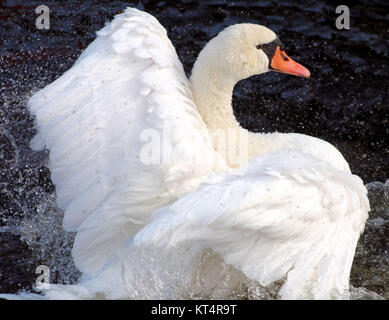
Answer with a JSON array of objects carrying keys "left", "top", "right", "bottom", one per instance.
[
  {"left": 28, "top": 8, "right": 215, "bottom": 275},
  {"left": 132, "top": 149, "right": 369, "bottom": 299}
]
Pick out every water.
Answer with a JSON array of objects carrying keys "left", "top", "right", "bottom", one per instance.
[
  {"left": 121, "top": 246, "right": 286, "bottom": 300},
  {"left": 0, "top": 0, "right": 388, "bottom": 298}
]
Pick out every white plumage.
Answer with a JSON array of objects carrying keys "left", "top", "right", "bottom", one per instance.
[
  {"left": 133, "top": 149, "right": 368, "bottom": 299},
  {"left": 24, "top": 7, "right": 369, "bottom": 299},
  {"left": 29, "top": 8, "right": 215, "bottom": 275}
]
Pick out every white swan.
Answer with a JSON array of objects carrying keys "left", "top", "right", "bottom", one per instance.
[{"left": 25, "top": 8, "right": 368, "bottom": 299}]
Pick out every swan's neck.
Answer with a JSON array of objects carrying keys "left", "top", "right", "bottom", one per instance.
[
  {"left": 191, "top": 70, "right": 239, "bottom": 131},
  {"left": 191, "top": 66, "right": 262, "bottom": 167}
]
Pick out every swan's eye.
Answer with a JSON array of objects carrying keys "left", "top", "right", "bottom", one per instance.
[{"left": 256, "top": 44, "right": 263, "bottom": 50}]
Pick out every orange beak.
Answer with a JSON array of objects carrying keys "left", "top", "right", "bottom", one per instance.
[{"left": 270, "top": 46, "right": 310, "bottom": 78}]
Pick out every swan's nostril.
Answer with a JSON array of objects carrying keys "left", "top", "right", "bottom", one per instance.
[{"left": 280, "top": 52, "right": 289, "bottom": 61}]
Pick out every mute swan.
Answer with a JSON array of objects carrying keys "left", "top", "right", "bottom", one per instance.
[{"left": 23, "top": 7, "right": 368, "bottom": 299}]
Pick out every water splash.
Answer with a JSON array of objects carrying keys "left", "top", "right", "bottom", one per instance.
[
  {"left": 122, "top": 245, "right": 282, "bottom": 300},
  {"left": 18, "top": 202, "right": 81, "bottom": 287}
]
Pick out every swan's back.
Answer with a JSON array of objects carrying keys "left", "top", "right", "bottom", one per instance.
[{"left": 28, "top": 8, "right": 215, "bottom": 275}]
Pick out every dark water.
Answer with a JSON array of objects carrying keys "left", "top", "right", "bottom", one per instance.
[{"left": 0, "top": 0, "right": 388, "bottom": 297}]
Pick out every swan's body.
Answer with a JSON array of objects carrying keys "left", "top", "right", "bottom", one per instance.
[{"left": 21, "top": 8, "right": 368, "bottom": 299}]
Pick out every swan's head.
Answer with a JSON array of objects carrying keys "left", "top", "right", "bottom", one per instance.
[{"left": 191, "top": 23, "right": 310, "bottom": 84}]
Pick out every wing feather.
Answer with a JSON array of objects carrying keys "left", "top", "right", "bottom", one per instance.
[
  {"left": 29, "top": 8, "right": 215, "bottom": 275},
  {"left": 132, "top": 149, "right": 369, "bottom": 299}
]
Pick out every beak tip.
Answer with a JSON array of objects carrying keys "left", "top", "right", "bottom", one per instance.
[
  {"left": 297, "top": 66, "right": 310, "bottom": 78},
  {"left": 297, "top": 65, "right": 310, "bottom": 78}
]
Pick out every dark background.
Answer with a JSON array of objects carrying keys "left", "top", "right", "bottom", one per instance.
[{"left": 0, "top": 0, "right": 388, "bottom": 295}]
